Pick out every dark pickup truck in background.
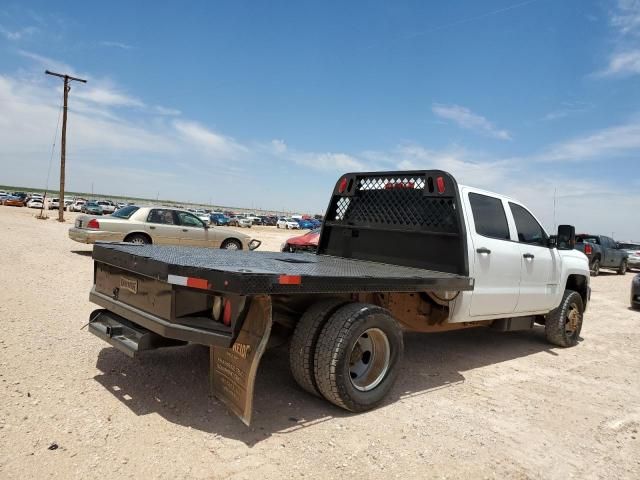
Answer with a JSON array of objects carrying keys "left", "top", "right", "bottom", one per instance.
[{"left": 575, "top": 234, "right": 628, "bottom": 276}]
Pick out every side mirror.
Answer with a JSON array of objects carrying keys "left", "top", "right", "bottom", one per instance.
[{"left": 556, "top": 224, "right": 575, "bottom": 250}]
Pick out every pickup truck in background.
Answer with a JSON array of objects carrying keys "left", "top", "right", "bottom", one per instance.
[
  {"left": 575, "top": 234, "right": 628, "bottom": 276},
  {"left": 85, "top": 170, "right": 590, "bottom": 424}
]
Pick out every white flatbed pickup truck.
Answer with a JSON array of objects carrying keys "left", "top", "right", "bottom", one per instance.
[{"left": 87, "top": 170, "right": 590, "bottom": 424}]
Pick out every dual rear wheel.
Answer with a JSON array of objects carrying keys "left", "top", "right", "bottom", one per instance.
[{"left": 289, "top": 300, "right": 403, "bottom": 412}]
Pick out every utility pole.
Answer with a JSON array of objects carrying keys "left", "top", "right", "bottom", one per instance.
[{"left": 45, "top": 70, "right": 87, "bottom": 222}]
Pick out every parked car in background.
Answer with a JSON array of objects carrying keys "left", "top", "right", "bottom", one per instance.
[
  {"left": 296, "top": 218, "right": 316, "bottom": 229},
  {"left": 26, "top": 198, "right": 44, "bottom": 209},
  {"left": 97, "top": 200, "right": 116, "bottom": 214},
  {"left": 232, "top": 216, "right": 253, "bottom": 228},
  {"left": 209, "top": 212, "right": 230, "bottom": 226},
  {"left": 277, "top": 217, "right": 300, "bottom": 229},
  {"left": 281, "top": 228, "right": 320, "bottom": 253},
  {"left": 12, "top": 192, "right": 28, "bottom": 204},
  {"left": 116, "top": 202, "right": 127, "bottom": 210},
  {"left": 575, "top": 234, "right": 628, "bottom": 276},
  {"left": 81, "top": 201, "right": 103, "bottom": 215},
  {"left": 48, "top": 198, "right": 60, "bottom": 210},
  {"left": 259, "top": 215, "right": 277, "bottom": 226},
  {"left": 2, "top": 196, "right": 25, "bottom": 207},
  {"left": 70, "top": 200, "right": 86, "bottom": 212},
  {"left": 195, "top": 211, "right": 211, "bottom": 225},
  {"left": 632, "top": 274, "right": 640, "bottom": 309},
  {"left": 68, "top": 205, "right": 261, "bottom": 250},
  {"left": 618, "top": 242, "right": 640, "bottom": 271}
]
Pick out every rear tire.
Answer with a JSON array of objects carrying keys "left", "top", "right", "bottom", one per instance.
[
  {"left": 289, "top": 298, "right": 348, "bottom": 397},
  {"left": 545, "top": 290, "right": 584, "bottom": 347},
  {"left": 590, "top": 259, "right": 600, "bottom": 277},
  {"left": 221, "top": 239, "right": 242, "bottom": 250},
  {"left": 314, "top": 303, "right": 403, "bottom": 412},
  {"left": 618, "top": 259, "right": 627, "bottom": 275},
  {"left": 125, "top": 233, "right": 151, "bottom": 245}
]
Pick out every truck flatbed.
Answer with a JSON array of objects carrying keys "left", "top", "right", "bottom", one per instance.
[{"left": 93, "top": 243, "right": 475, "bottom": 294}]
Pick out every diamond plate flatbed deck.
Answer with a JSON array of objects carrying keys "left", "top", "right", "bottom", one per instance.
[{"left": 92, "top": 243, "right": 474, "bottom": 295}]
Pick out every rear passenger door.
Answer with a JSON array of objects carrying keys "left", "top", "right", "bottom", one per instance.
[
  {"left": 508, "top": 202, "right": 558, "bottom": 313},
  {"left": 466, "top": 192, "right": 522, "bottom": 316}
]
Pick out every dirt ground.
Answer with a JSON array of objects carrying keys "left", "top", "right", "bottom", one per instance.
[{"left": 0, "top": 205, "right": 639, "bottom": 479}]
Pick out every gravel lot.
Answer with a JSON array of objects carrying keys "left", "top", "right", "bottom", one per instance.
[{"left": 1, "top": 205, "right": 639, "bottom": 479}]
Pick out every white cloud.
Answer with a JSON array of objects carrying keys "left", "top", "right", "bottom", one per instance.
[
  {"left": 432, "top": 103, "right": 511, "bottom": 140},
  {"left": 173, "top": 120, "right": 249, "bottom": 158},
  {"left": 537, "top": 121, "right": 640, "bottom": 162},
  {"left": 152, "top": 105, "right": 181, "bottom": 116},
  {"left": 75, "top": 87, "right": 144, "bottom": 108},
  {"left": 0, "top": 24, "right": 37, "bottom": 40},
  {"left": 598, "top": 0, "right": 640, "bottom": 77},
  {"left": 543, "top": 101, "right": 592, "bottom": 121},
  {"left": 17, "top": 50, "right": 79, "bottom": 78},
  {"left": 99, "top": 41, "right": 134, "bottom": 50},
  {"left": 291, "top": 152, "right": 365, "bottom": 171}
]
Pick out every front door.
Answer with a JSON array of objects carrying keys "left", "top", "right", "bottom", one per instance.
[
  {"left": 508, "top": 202, "right": 558, "bottom": 313},
  {"left": 466, "top": 192, "right": 522, "bottom": 316},
  {"left": 175, "top": 211, "right": 213, "bottom": 247}
]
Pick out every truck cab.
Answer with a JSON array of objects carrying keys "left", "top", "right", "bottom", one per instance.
[{"left": 451, "top": 186, "right": 590, "bottom": 322}]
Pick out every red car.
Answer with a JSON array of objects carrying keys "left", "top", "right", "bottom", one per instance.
[{"left": 282, "top": 228, "right": 320, "bottom": 253}]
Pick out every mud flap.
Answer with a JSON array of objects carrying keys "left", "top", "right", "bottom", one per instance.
[{"left": 209, "top": 295, "right": 272, "bottom": 425}]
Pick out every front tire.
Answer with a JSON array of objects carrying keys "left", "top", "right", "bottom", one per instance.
[
  {"left": 314, "top": 303, "right": 403, "bottom": 412},
  {"left": 545, "top": 290, "right": 584, "bottom": 347},
  {"left": 618, "top": 259, "right": 627, "bottom": 275},
  {"left": 221, "top": 239, "right": 242, "bottom": 250}
]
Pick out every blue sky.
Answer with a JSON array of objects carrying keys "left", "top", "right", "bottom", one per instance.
[{"left": 1, "top": 0, "right": 639, "bottom": 238}]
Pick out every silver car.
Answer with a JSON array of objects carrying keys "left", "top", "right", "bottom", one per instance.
[
  {"left": 68, "top": 205, "right": 261, "bottom": 250},
  {"left": 619, "top": 242, "right": 640, "bottom": 270}
]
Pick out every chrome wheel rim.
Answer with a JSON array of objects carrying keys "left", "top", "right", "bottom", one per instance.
[
  {"left": 565, "top": 302, "right": 581, "bottom": 336},
  {"left": 224, "top": 242, "right": 239, "bottom": 250},
  {"left": 131, "top": 237, "right": 145, "bottom": 245},
  {"left": 349, "top": 328, "right": 390, "bottom": 392}
]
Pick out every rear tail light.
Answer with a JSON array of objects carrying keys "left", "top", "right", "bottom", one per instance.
[
  {"left": 584, "top": 244, "right": 592, "bottom": 255},
  {"left": 338, "top": 177, "right": 348, "bottom": 193},
  {"left": 222, "top": 299, "right": 232, "bottom": 326},
  {"left": 436, "top": 176, "right": 446, "bottom": 194},
  {"left": 87, "top": 218, "right": 100, "bottom": 229}
]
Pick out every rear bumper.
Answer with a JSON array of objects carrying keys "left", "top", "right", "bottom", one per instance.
[
  {"left": 89, "top": 288, "right": 234, "bottom": 347},
  {"left": 68, "top": 228, "right": 122, "bottom": 244}
]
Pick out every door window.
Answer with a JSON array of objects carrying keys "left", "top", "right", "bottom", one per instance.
[
  {"left": 509, "top": 203, "right": 548, "bottom": 247},
  {"left": 469, "top": 193, "right": 510, "bottom": 240},
  {"left": 147, "top": 209, "right": 177, "bottom": 225},
  {"left": 177, "top": 211, "right": 205, "bottom": 228}
]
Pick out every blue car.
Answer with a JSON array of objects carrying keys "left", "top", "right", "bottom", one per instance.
[
  {"left": 210, "top": 213, "right": 230, "bottom": 226},
  {"left": 297, "top": 218, "right": 316, "bottom": 229}
]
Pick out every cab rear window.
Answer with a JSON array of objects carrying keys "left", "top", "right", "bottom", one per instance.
[{"left": 468, "top": 193, "right": 510, "bottom": 240}]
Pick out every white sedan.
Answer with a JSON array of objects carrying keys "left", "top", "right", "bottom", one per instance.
[
  {"left": 26, "top": 199, "right": 44, "bottom": 209},
  {"left": 97, "top": 201, "right": 116, "bottom": 214},
  {"left": 277, "top": 218, "right": 300, "bottom": 229},
  {"left": 68, "top": 205, "right": 261, "bottom": 250}
]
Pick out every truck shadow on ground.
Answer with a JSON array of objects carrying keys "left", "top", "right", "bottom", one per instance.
[{"left": 93, "top": 326, "right": 557, "bottom": 446}]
